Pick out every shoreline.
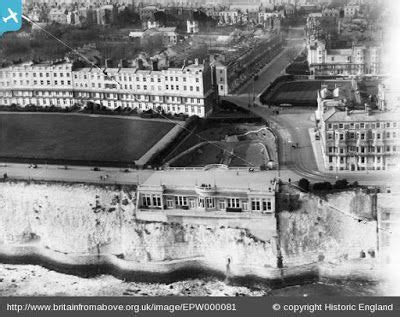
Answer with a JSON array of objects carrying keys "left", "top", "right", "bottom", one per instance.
[{"left": 0, "top": 244, "right": 382, "bottom": 291}]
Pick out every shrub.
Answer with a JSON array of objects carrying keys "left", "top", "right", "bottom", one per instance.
[
  {"left": 312, "top": 182, "right": 332, "bottom": 191},
  {"left": 298, "top": 178, "right": 310, "bottom": 192},
  {"left": 334, "top": 179, "right": 349, "bottom": 189}
]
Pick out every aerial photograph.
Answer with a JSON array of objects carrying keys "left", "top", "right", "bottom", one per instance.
[{"left": 0, "top": 0, "right": 399, "bottom": 305}]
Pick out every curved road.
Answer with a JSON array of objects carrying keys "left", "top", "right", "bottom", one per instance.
[{"left": 224, "top": 27, "right": 399, "bottom": 186}]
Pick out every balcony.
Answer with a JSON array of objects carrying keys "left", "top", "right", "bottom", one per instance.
[
  {"left": 372, "top": 139, "right": 385, "bottom": 147},
  {"left": 195, "top": 184, "right": 217, "bottom": 196},
  {"left": 356, "top": 139, "right": 371, "bottom": 147},
  {"left": 335, "top": 138, "right": 348, "bottom": 147}
]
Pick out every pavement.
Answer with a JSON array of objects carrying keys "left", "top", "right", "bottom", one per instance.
[
  {"left": 0, "top": 163, "right": 154, "bottom": 186},
  {"left": 1, "top": 26, "right": 397, "bottom": 187}
]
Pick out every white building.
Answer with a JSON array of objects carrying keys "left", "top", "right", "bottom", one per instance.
[
  {"left": 137, "top": 169, "right": 278, "bottom": 213},
  {"left": 344, "top": 4, "right": 360, "bottom": 18},
  {"left": 307, "top": 39, "right": 381, "bottom": 77},
  {"left": 187, "top": 20, "right": 199, "bottom": 34},
  {"left": 0, "top": 59, "right": 215, "bottom": 118}
]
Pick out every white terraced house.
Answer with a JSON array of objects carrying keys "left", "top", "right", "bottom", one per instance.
[{"left": 0, "top": 59, "right": 215, "bottom": 118}]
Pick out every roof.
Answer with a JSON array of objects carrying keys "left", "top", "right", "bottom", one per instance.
[
  {"left": 139, "top": 169, "right": 277, "bottom": 193},
  {"left": 324, "top": 109, "right": 397, "bottom": 122},
  {"left": 129, "top": 31, "right": 145, "bottom": 37},
  {"left": 158, "top": 27, "right": 177, "bottom": 32}
]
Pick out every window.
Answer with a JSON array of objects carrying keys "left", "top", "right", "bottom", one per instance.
[
  {"left": 251, "top": 199, "right": 261, "bottom": 211},
  {"left": 205, "top": 197, "right": 214, "bottom": 208},
  {"left": 175, "top": 196, "right": 188, "bottom": 206},
  {"left": 227, "top": 198, "right": 240, "bottom": 208},
  {"left": 218, "top": 200, "right": 226, "bottom": 210},
  {"left": 142, "top": 195, "right": 151, "bottom": 207},
  {"left": 152, "top": 195, "right": 161, "bottom": 207},
  {"left": 166, "top": 199, "right": 174, "bottom": 208}
]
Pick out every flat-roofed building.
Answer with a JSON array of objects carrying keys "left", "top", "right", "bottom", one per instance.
[{"left": 136, "top": 168, "right": 278, "bottom": 213}]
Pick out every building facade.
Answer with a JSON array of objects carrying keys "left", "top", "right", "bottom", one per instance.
[
  {"left": 212, "top": 33, "right": 284, "bottom": 96},
  {"left": 344, "top": 4, "right": 360, "bottom": 18},
  {"left": 186, "top": 20, "right": 199, "bottom": 33},
  {"left": 136, "top": 169, "right": 277, "bottom": 213},
  {"left": 320, "top": 106, "right": 400, "bottom": 171},
  {"left": 307, "top": 39, "right": 381, "bottom": 77},
  {"left": 0, "top": 59, "right": 214, "bottom": 117}
]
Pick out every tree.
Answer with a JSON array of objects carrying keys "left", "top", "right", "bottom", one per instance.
[
  {"left": 312, "top": 182, "right": 332, "bottom": 191},
  {"left": 286, "top": 47, "right": 298, "bottom": 62},
  {"left": 298, "top": 178, "right": 310, "bottom": 192},
  {"left": 334, "top": 179, "right": 349, "bottom": 190}
]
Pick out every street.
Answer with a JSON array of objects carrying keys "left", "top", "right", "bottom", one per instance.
[{"left": 223, "top": 26, "right": 400, "bottom": 186}]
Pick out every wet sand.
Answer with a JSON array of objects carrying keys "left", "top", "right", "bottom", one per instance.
[{"left": 0, "top": 264, "right": 384, "bottom": 297}]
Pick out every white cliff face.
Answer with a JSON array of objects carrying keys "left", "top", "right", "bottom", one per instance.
[
  {"left": 279, "top": 190, "right": 378, "bottom": 266},
  {"left": 0, "top": 181, "right": 379, "bottom": 274},
  {"left": 0, "top": 181, "right": 276, "bottom": 270}
]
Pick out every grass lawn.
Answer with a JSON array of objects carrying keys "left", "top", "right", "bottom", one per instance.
[
  {"left": 0, "top": 113, "right": 175, "bottom": 164},
  {"left": 263, "top": 81, "right": 324, "bottom": 106}
]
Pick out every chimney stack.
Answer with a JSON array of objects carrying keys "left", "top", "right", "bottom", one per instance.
[{"left": 365, "top": 103, "right": 372, "bottom": 116}]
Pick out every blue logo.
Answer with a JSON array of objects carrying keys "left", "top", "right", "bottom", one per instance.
[{"left": 0, "top": 0, "right": 22, "bottom": 37}]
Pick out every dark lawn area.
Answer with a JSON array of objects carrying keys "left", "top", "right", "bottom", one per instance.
[
  {"left": 0, "top": 113, "right": 175, "bottom": 164},
  {"left": 261, "top": 80, "right": 324, "bottom": 107}
]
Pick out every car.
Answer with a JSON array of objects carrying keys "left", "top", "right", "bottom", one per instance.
[{"left": 248, "top": 167, "right": 255, "bottom": 172}]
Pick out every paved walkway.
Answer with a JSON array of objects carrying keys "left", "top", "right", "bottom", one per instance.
[
  {"left": 0, "top": 163, "right": 154, "bottom": 186},
  {"left": 308, "top": 128, "right": 328, "bottom": 172}
]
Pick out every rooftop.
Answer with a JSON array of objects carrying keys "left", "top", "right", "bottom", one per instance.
[
  {"left": 139, "top": 169, "right": 277, "bottom": 193},
  {"left": 324, "top": 109, "right": 397, "bottom": 122}
]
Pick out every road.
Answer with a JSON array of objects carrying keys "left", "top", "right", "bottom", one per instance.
[
  {"left": 235, "top": 27, "right": 305, "bottom": 97},
  {"left": 224, "top": 26, "right": 400, "bottom": 186},
  {"left": 1, "top": 26, "right": 396, "bottom": 187}
]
